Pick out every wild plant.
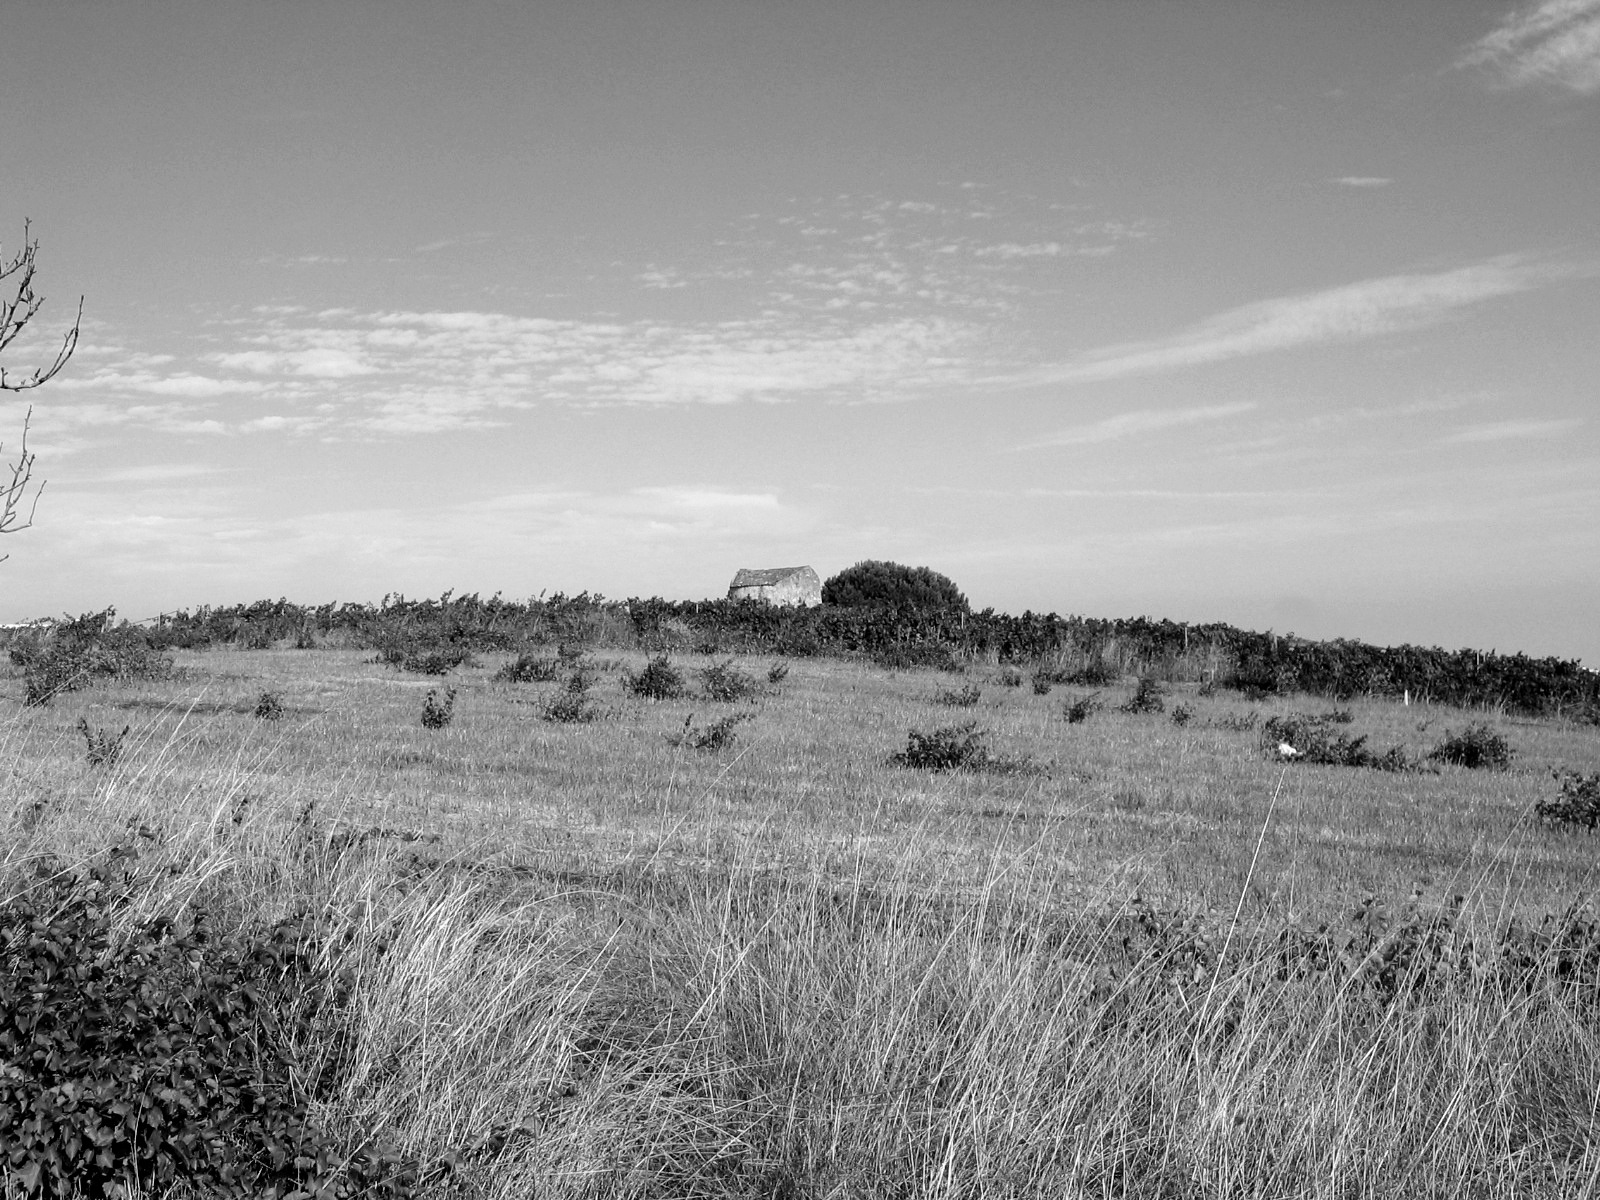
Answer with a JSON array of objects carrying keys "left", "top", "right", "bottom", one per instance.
[
  {"left": 936, "top": 683, "right": 983, "bottom": 708},
  {"left": 627, "top": 654, "right": 687, "bottom": 700},
  {"left": 891, "top": 722, "right": 1031, "bottom": 774},
  {"left": 700, "top": 659, "right": 756, "bottom": 702},
  {"left": 767, "top": 661, "right": 790, "bottom": 685},
  {"left": 76, "top": 718, "right": 130, "bottom": 767},
  {"left": 997, "top": 667, "right": 1023, "bottom": 688},
  {"left": 1537, "top": 770, "right": 1600, "bottom": 829},
  {"left": 420, "top": 687, "right": 456, "bottom": 729},
  {"left": 1427, "top": 723, "right": 1514, "bottom": 770},
  {"left": 1170, "top": 703, "right": 1194, "bottom": 727},
  {"left": 253, "top": 690, "right": 285, "bottom": 720},
  {"left": 1064, "top": 692, "right": 1103, "bottom": 724},
  {"left": 1031, "top": 673, "right": 1053, "bottom": 696},
  {"left": 1261, "top": 712, "right": 1410, "bottom": 770},
  {"left": 493, "top": 653, "right": 560, "bottom": 683},
  {"left": 1118, "top": 677, "right": 1166, "bottom": 715},
  {"left": 665, "top": 712, "right": 751, "bottom": 751}
]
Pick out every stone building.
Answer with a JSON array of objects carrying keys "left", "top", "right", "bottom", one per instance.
[{"left": 726, "top": 565, "right": 822, "bottom": 607}]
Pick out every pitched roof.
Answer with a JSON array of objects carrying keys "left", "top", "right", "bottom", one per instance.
[{"left": 729, "top": 566, "right": 811, "bottom": 588}]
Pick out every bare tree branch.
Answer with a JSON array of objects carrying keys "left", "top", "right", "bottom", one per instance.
[
  {"left": 1, "top": 221, "right": 83, "bottom": 392},
  {"left": 1, "top": 221, "right": 81, "bottom": 560}
]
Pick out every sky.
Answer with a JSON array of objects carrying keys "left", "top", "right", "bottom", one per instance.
[{"left": 1, "top": 0, "right": 1597, "bottom": 663}]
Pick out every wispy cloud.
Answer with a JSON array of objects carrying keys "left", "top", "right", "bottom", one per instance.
[
  {"left": 1447, "top": 416, "right": 1585, "bottom": 442},
  {"left": 1460, "top": 0, "right": 1600, "bottom": 93},
  {"left": 1013, "top": 256, "right": 1577, "bottom": 386},
  {"left": 1020, "top": 402, "right": 1256, "bottom": 449},
  {"left": 1333, "top": 176, "right": 1393, "bottom": 188}
]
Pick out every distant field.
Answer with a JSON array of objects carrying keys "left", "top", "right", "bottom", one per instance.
[{"left": 6, "top": 647, "right": 1600, "bottom": 1196}]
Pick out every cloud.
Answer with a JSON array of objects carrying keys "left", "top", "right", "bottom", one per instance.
[
  {"left": 1021, "top": 402, "right": 1257, "bottom": 449},
  {"left": 1014, "top": 256, "right": 1576, "bottom": 386},
  {"left": 1333, "top": 177, "right": 1393, "bottom": 188},
  {"left": 1447, "top": 417, "right": 1585, "bottom": 442},
  {"left": 1460, "top": 0, "right": 1600, "bottom": 93}
]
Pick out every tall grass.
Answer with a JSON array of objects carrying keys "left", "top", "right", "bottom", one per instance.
[{"left": 5, "top": 649, "right": 1600, "bottom": 1195}]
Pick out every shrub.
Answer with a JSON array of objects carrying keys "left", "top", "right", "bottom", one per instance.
[
  {"left": 767, "top": 661, "right": 790, "bottom": 685},
  {"left": 76, "top": 718, "right": 129, "bottom": 767},
  {"left": 1216, "top": 711, "right": 1260, "bottom": 732},
  {"left": 14, "top": 608, "right": 172, "bottom": 706},
  {"left": 420, "top": 686, "right": 456, "bottom": 729},
  {"left": 493, "top": 653, "right": 560, "bottom": 683},
  {"left": 821, "top": 560, "right": 968, "bottom": 613},
  {"left": 1539, "top": 771, "right": 1600, "bottom": 829},
  {"left": 1171, "top": 703, "right": 1194, "bottom": 727},
  {"left": 997, "top": 667, "right": 1022, "bottom": 688},
  {"left": 1119, "top": 677, "right": 1166, "bottom": 715},
  {"left": 1261, "top": 713, "right": 1410, "bottom": 771},
  {"left": 666, "top": 712, "right": 751, "bottom": 751},
  {"left": 1031, "top": 673, "right": 1053, "bottom": 696},
  {"left": 544, "top": 689, "right": 600, "bottom": 723},
  {"left": 891, "top": 723, "right": 1030, "bottom": 774},
  {"left": 1427, "top": 723, "right": 1514, "bottom": 770},
  {"left": 253, "top": 690, "right": 285, "bottom": 720},
  {"left": 0, "top": 847, "right": 417, "bottom": 1198},
  {"left": 400, "top": 645, "right": 476, "bottom": 675},
  {"left": 1064, "top": 692, "right": 1103, "bottom": 724},
  {"left": 936, "top": 683, "right": 983, "bottom": 708},
  {"left": 871, "top": 643, "right": 966, "bottom": 672},
  {"left": 700, "top": 659, "right": 756, "bottom": 702},
  {"left": 1066, "top": 658, "right": 1120, "bottom": 687},
  {"left": 627, "top": 655, "right": 687, "bottom": 700}
]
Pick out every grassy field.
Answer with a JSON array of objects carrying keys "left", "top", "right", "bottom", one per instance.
[{"left": 6, "top": 645, "right": 1600, "bottom": 1197}]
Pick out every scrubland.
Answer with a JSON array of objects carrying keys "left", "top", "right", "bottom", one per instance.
[{"left": 6, "top": 646, "right": 1600, "bottom": 1197}]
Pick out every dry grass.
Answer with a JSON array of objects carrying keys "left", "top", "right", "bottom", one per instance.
[{"left": 5, "top": 647, "right": 1600, "bottom": 1196}]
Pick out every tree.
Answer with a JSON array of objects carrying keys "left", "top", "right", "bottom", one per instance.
[
  {"left": 821, "top": 560, "right": 969, "bottom": 614},
  {"left": 1, "top": 222, "right": 81, "bottom": 558}
]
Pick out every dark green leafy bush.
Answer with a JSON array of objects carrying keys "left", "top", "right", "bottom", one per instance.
[
  {"left": 544, "top": 690, "right": 600, "bottom": 723},
  {"left": 493, "top": 653, "right": 560, "bottom": 683},
  {"left": 997, "top": 667, "right": 1022, "bottom": 688},
  {"left": 420, "top": 686, "right": 456, "bottom": 729},
  {"left": 666, "top": 712, "right": 751, "bottom": 751},
  {"left": 1064, "top": 692, "right": 1103, "bottom": 724},
  {"left": 1538, "top": 771, "right": 1600, "bottom": 829},
  {"left": 891, "top": 723, "right": 1031, "bottom": 774},
  {"left": 1118, "top": 677, "right": 1166, "bottom": 715},
  {"left": 1427, "top": 723, "right": 1514, "bottom": 770},
  {"left": 253, "top": 690, "right": 285, "bottom": 720},
  {"left": 936, "top": 683, "right": 982, "bottom": 708},
  {"left": 1170, "top": 704, "right": 1194, "bottom": 727},
  {"left": 766, "top": 662, "right": 790, "bottom": 685},
  {"left": 0, "top": 847, "right": 417, "bottom": 1198},
  {"left": 75, "top": 718, "right": 129, "bottom": 767},
  {"left": 1261, "top": 713, "right": 1411, "bottom": 771},
  {"left": 1031, "top": 672, "right": 1053, "bottom": 696},
  {"left": 700, "top": 659, "right": 756, "bottom": 702},
  {"left": 13, "top": 609, "right": 172, "bottom": 706},
  {"left": 821, "top": 560, "right": 968, "bottom": 613},
  {"left": 627, "top": 654, "right": 687, "bottom": 700}
]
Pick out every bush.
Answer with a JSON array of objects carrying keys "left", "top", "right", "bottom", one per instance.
[
  {"left": 700, "top": 659, "right": 756, "bottom": 702},
  {"left": 666, "top": 712, "right": 751, "bottom": 751},
  {"left": 822, "top": 560, "right": 968, "bottom": 613},
  {"left": 627, "top": 655, "right": 688, "bottom": 700},
  {"left": 1064, "top": 692, "right": 1103, "bottom": 724},
  {"left": 871, "top": 643, "right": 966, "bottom": 672},
  {"left": 1031, "top": 672, "right": 1053, "bottom": 696},
  {"left": 1539, "top": 771, "right": 1600, "bottom": 829},
  {"left": 420, "top": 686, "right": 456, "bottom": 729},
  {"left": 253, "top": 690, "right": 285, "bottom": 720},
  {"left": 13, "top": 608, "right": 172, "bottom": 706},
  {"left": 493, "top": 652, "right": 560, "bottom": 683},
  {"left": 1171, "top": 704, "right": 1194, "bottom": 727},
  {"left": 1261, "top": 713, "right": 1410, "bottom": 771},
  {"left": 767, "top": 661, "right": 790, "bottom": 685},
  {"left": 0, "top": 847, "right": 417, "bottom": 1198},
  {"left": 891, "top": 723, "right": 1030, "bottom": 774},
  {"left": 1118, "top": 677, "right": 1166, "bottom": 715},
  {"left": 76, "top": 718, "right": 129, "bottom": 768},
  {"left": 1427, "top": 723, "right": 1514, "bottom": 770},
  {"left": 544, "top": 689, "right": 600, "bottom": 723},
  {"left": 936, "top": 683, "right": 982, "bottom": 708},
  {"left": 400, "top": 645, "right": 476, "bottom": 675},
  {"left": 1066, "top": 658, "right": 1120, "bottom": 687},
  {"left": 997, "top": 667, "right": 1022, "bottom": 688}
]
